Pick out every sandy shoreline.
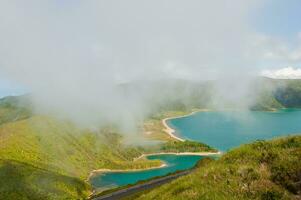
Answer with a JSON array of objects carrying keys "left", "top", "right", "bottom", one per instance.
[
  {"left": 135, "top": 151, "right": 222, "bottom": 160},
  {"left": 87, "top": 162, "right": 168, "bottom": 196},
  {"left": 89, "top": 150, "right": 221, "bottom": 177},
  {"left": 89, "top": 109, "right": 215, "bottom": 181},
  {"left": 89, "top": 163, "right": 168, "bottom": 178},
  {"left": 162, "top": 109, "right": 209, "bottom": 141}
]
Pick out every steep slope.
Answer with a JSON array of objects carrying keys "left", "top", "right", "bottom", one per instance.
[
  {"left": 274, "top": 79, "right": 301, "bottom": 108},
  {"left": 128, "top": 135, "right": 301, "bottom": 200},
  {"left": 0, "top": 94, "right": 220, "bottom": 199},
  {"left": 1, "top": 77, "right": 301, "bottom": 199},
  {"left": 0, "top": 160, "right": 89, "bottom": 200},
  {"left": 0, "top": 116, "right": 162, "bottom": 199},
  {"left": 251, "top": 78, "right": 301, "bottom": 110}
]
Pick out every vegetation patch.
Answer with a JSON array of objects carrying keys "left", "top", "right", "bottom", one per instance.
[{"left": 127, "top": 135, "right": 301, "bottom": 200}]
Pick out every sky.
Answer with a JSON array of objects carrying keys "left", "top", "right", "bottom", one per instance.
[
  {"left": 255, "top": 0, "right": 301, "bottom": 39},
  {"left": 0, "top": 0, "right": 301, "bottom": 131},
  {"left": 252, "top": 0, "right": 301, "bottom": 71},
  {"left": 0, "top": 0, "right": 301, "bottom": 98},
  {"left": 0, "top": 78, "right": 27, "bottom": 98}
]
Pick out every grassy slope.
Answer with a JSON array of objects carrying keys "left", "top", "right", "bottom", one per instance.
[
  {"left": 1, "top": 78, "right": 301, "bottom": 199},
  {"left": 0, "top": 160, "right": 89, "bottom": 200},
  {"left": 0, "top": 98, "right": 216, "bottom": 199},
  {"left": 143, "top": 110, "right": 198, "bottom": 141},
  {"left": 0, "top": 116, "right": 162, "bottom": 199},
  {"left": 142, "top": 109, "right": 218, "bottom": 153},
  {"left": 128, "top": 136, "right": 301, "bottom": 200},
  {"left": 0, "top": 119, "right": 216, "bottom": 199}
]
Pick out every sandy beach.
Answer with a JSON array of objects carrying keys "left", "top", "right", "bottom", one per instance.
[
  {"left": 135, "top": 151, "right": 222, "bottom": 161},
  {"left": 89, "top": 150, "right": 221, "bottom": 178},
  {"left": 162, "top": 109, "right": 210, "bottom": 141},
  {"left": 89, "top": 163, "right": 168, "bottom": 179},
  {"left": 89, "top": 109, "right": 216, "bottom": 181}
]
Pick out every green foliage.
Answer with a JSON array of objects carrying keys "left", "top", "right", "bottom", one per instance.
[
  {"left": 0, "top": 122, "right": 214, "bottom": 199},
  {"left": 0, "top": 96, "right": 217, "bottom": 199},
  {"left": 270, "top": 160, "right": 301, "bottom": 194},
  {"left": 260, "top": 190, "right": 283, "bottom": 200},
  {"left": 154, "top": 140, "right": 217, "bottom": 153},
  {"left": 2, "top": 78, "right": 301, "bottom": 200},
  {"left": 128, "top": 136, "right": 301, "bottom": 200},
  {"left": 0, "top": 116, "right": 160, "bottom": 199}
]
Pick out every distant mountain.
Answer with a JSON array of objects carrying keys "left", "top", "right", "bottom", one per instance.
[
  {"left": 0, "top": 94, "right": 32, "bottom": 125},
  {"left": 122, "top": 77, "right": 301, "bottom": 111},
  {"left": 251, "top": 78, "right": 301, "bottom": 110},
  {"left": 1, "top": 77, "right": 301, "bottom": 199}
]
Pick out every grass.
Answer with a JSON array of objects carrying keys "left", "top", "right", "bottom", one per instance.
[
  {"left": 0, "top": 160, "right": 89, "bottom": 200},
  {"left": 2, "top": 84, "right": 301, "bottom": 200},
  {"left": 143, "top": 110, "right": 198, "bottom": 141},
  {"left": 94, "top": 157, "right": 216, "bottom": 199},
  {"left": 0, "top": 97, "right": 215, "bottom": 199},
  {"left": 143, "top": 140, "right": 217, "bottom": 154},
  {"left": 127, "top": 135, "right": 301, "bottom": 200},
  {"left": 0, "top": 116, "right": 162, "bottom": 199}
]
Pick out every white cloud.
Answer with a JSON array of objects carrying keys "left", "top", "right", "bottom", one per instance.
[
  {"left": 3, "top": 0, "right": 297, "bottom": 131},
  {"left": 261, "top": 67, "right": 301, "bottom": 79}
]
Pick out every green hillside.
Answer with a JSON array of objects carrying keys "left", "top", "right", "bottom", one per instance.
[
  {"left": 1, "top": 78, "right": 301, "bottom": 199},
  {"left": 0, "top": 96, "right": 217, "bottom": 199},
  {"left": 273, "top": 79, "right": 301, "bottom": 108},
  {"left": 127, "top": 135, "right": 301, "bottom": 200},
  {"left": 0, "top": 96, "right": 168, "bottom": 200},
  {"left": 246, "top": 78, "right": 301, "bottom": 111},
  {"left": 0, "top": 115, "right": 165, "bottom": 199}
]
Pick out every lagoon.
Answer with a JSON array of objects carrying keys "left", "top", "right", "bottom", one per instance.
[
  {"left": 91, "top": 109, "right": 301, "bottom": 190},
  {"left": 168, "top": 109, "right": 301, "bottom": 151},
  {"left": 90, "top": 154, "right": 202, "bottom": 190}
]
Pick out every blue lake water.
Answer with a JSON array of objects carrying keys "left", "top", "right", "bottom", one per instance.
[
  {"left": 90, "top": 154, "right": 202, "bottom": 189},
  {"left": 169, "top": 109, "right": 301, "bottom": 151},
  {"left": 91, "top": 109, "right": 301, "bottom": 189}
]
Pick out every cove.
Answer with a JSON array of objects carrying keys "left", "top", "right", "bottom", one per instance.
[
  {"left": 90, "top": 154, "right": 203, "bottom": 190},
  {"left": 168, "top": 109, "right": 301, "bottom": 151},
  {"left": 90, "top": 109, "right": 301, "bottom": 190}
]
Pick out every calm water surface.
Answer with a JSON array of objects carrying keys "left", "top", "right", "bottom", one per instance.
[
  {"left": 90, "top": 154, "right": 202, "bottom": 189},
  {"left": 91, "top": 109, "right": 301, "bottom": 189},
  {"left": 169, "top": 109, "right": 301, "bottom": 151}
]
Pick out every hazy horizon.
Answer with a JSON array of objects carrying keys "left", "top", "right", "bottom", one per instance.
[{"left": 1, "top": 0, "right": 301, "bottom": 133}]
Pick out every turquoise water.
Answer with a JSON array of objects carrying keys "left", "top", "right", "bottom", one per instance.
[
  {"left": 90, "top": 154, "right": 202, "bottom": 189},
  {"left": 169, "top": 109, "right": 301, "bottom": 151},
  {"left": 91, "top": 109, "right": 301, "bottom": 189}
]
